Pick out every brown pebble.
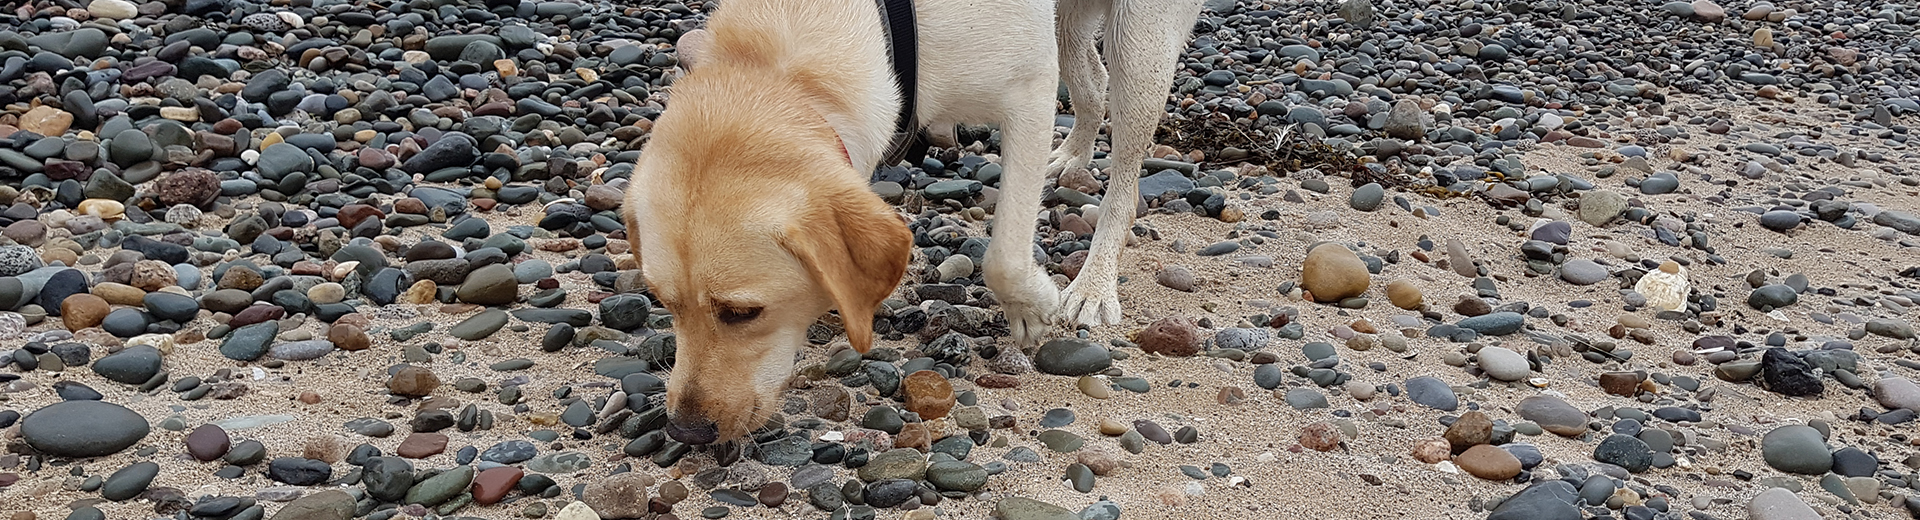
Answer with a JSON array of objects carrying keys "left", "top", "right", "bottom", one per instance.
[
  {"left": 60, "top": 293, "right": 110, "bottom": 331},
  {"left": 395, "top": 433, "right": 448, "bottom": 459},
  {"left": 1599, "top": 371, "right": 1643, "bottom": 397},
  {"left": 387, "top": 366, "right": 440, "bottom": 396},
  {"left": 757, "top": 482, "right": 788, "bottom": 507},
  {"left": 185, "top": 423, "right": 230, "bottom": 461},
  {"left": 335, "top": 204, "right": 386, "bottom": 229},
  {"left": 893, "top": 423, "right": 931, "bottom": 450},
  {"left": 902, "top": 370, "right": 955, "bottom": 420},
  {"left": 399, "top": 280, "right": 437, "bottom": 304},
  {"left": 1456, "top": 444, "right": 1521, "bottom": 480},
  {"left": 1135, "top": 316, "right": 1201, "bottom": 357},
  {"left": 1301, "top": 243, "right": 1371, "bottom": 303},
  {"left": 328, "top": 323, "right": 371, "bottom": 351},
  {"left": 1076, "top": 446, "right": 1124, "bottom": 475},
  {"left": 1298, "top": 421, "right": 1341, "bottom": 452},
  {"left": 393, "top": 198, "right": 427, "bottom": 215},
  {"left": 1385, "top": 279, "right": 1424, "bottom": 310},
  {"left": 1410, "top": 437, "right": 1450, "bottom": 463},
  {"left": 1098, "top": 419, "right": 1128, "bottom": 436},
  {"left": 1216, "top": 387, "right": 1246, "bottom": 405},
  {"left": 1443, "top": 411, "right": 1492, "bottom": 454},
  {"left": 297, "top": 391, "right": 321, "bottom": 404},
  {"left": 658, "top": 480, "right": 689, "bottom": 504},
  {"left": 975, "top": 374, "right": 1020, "bottom": 388}
]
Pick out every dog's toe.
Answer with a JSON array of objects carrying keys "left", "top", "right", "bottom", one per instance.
[
  {"left": 1004, "top": 302, "right": 1053, "bottom": 347},
  {"left": 1045, "top": 152, "right": 1091, "bottom": 177},
  {"left": 1061, "top": 279, "right": 1123, "bottom": 327},
  {"left": 988, "top": 267, "right": 1061, "bottom": 346}
]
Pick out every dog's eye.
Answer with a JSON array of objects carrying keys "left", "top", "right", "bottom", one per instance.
[{"left": 719, "top": 306, "right": 762, "bottom": 325}]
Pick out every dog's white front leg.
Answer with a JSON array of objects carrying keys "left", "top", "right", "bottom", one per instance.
[{"left": 985, "top": 88, "right": 1064, "bottom": 347}]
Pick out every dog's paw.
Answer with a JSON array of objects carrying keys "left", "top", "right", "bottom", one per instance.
[
  {"left": 1060, "top": 276, "right": 1123, "bottom": 328},
  {"left": 1046, "top": 149, "right": 1093, "bottom": 177},
  {"left": 987, "top": 265, "right": 1060, "bottom": 347}
]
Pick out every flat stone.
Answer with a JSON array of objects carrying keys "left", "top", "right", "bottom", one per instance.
[
  {"left": 1488, "top": 480, "right": 1580, "bottom": 520},
  {"left": 1404, "top": 376, "right": 1457, "bottom": 411},
  {"left": 449, "top": 309, "right": 510, "bottom": 340},
  {"left": 402, "top": 464, "right": 473, "bottom": 506},
  {"left": 92, "top": 346, "right": 162, "bottom": 384},
  {"left": 267, "top": 489, "right": 355, "bottom": 520},
  {"left": 20, "top": 401, "right": 150, "bottom": 457},
  {"left": 1517, "top": 395, "right": 1589, "bottom": 437},
  {"left": 100, "top": 461, "right": 160, "bottom": 501},
  {"left": 993, "top": 497, "right": 1080, "bottom": 520},
  {"left": 1033, "top": 339, "right": 1111, "bottom": 376},
  {"left": 1593, "top": 434, "right": 1653, "bottom": 473},
  {"left": 472, "top": 467, "right": 523, "bottom": 505},
  {"left": 1457, "top": 312, "right": 1524, "bottom": 335}
]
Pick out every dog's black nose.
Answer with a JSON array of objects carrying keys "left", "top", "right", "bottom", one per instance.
[{"left": 665, "top": 417, "right": 719, "bottom": 445}]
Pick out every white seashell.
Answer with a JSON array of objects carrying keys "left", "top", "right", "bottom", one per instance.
[{"left": 1633, "top": 261, "right": 1689, "bottom": 311}]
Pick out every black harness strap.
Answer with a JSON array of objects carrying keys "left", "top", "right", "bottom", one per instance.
[{"left": 875, "top": 0, "right": 929, "bottom": 169}]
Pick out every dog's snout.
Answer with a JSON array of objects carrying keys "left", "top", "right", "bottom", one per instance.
[{"left": 665, "top": 416, "right": 721, "bottom": 445}]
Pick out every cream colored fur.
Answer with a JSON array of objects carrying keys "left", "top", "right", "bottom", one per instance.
[{"left": 624, "top": 0, "right": 1205, "bottom": 443}]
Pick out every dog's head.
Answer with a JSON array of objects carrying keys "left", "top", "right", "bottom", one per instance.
[{"left": 627, "top": 31, "right": 910, "bottom": 444}]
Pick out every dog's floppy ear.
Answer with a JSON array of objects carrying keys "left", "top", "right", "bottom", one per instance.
[
  {"left": 675, "top": 29, "right": 713, "bottom": 70},
  {"left": 784, "top": 186, "right": 910, "bottom": 353}
]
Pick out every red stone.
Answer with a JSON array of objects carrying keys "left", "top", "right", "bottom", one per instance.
[
  {"left": 290, "top": 261, "right": 325, "bottom": 276},
  {"left": 471, "top": 467, "right": 523, "bottom": 505},
  {"left": 396, "top": 433, "right": 448, "bottom": 459},
  {"left": 227, "top": 305, "right": 286, "bottom": 328},
  {"left": 975, "top": 374, "right": 1020, "bottom": 388},
  {"left": 1136, "top": 316, "right": 1201, "bottom": 357},
  {"left": 336, "top": 204, "right": 386, "bottom": 229},
  {"left": 186, "top": 424, "right": 230, "bottom": 461}
]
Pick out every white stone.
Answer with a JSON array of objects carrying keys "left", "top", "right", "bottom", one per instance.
[
  {"left": 554, "top": 501, "right": 602, "bottom": 520},
  {"left": 935, "top": 254, "right": 974, "bottom": 282},
  {"left": 1476, "top": 346, "right": 1530, "bottom": 381},
  {"left": 87, "top": 0, "right": 138, "bottom": 20}
]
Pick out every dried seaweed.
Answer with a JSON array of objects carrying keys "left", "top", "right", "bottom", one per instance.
[{"left": 1156, "top": 116, "right": 1451, "bottom": 198}]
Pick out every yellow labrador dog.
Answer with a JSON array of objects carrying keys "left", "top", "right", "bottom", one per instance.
[{"left": 625, "top": 0, "right": 1205, "bottom": 444}]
